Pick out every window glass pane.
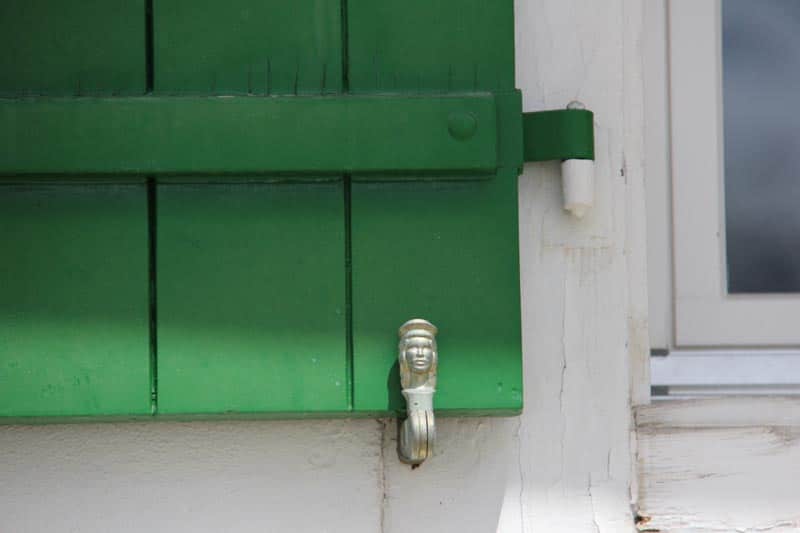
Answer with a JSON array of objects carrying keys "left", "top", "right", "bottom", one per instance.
[{"left": 723, "top": 0, "right": 800, "bottom": 293}]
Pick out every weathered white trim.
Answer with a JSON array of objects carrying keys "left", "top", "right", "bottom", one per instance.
[
  {"left": 626, "top": 0, "right": 652, "bottom": 408},
  {"left": 636, "top": 398, "right": 800, "bottom": 532},
  {"left": 651, "top": 350, "right": 800, "bottom": 387},
  {"left": 643, "top": 0, "right": 673, "bottom": 353},
  {"left": 637, "top": 396, "right": 800, "bottom": 428}
]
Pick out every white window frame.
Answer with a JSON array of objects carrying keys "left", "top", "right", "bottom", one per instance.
[
  {"left": 663, "top": 0, "right": 800, "bottom": 348},
  {"left": 639, "top": 2, "right": 800, "bottom": 529}
]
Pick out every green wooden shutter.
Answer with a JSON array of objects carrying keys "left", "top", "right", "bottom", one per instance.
[{"left": 0, "top": 0, "right": 530, "bottom": 420}]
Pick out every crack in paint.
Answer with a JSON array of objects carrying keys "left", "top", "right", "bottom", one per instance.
[
  {"left": 378, "top": 418, "right": 388, "bottom": 533},
  {"left": 559, "top": 264, "right": 569, "bottom": 486},
  {"left": 588, "top": 473, "right": 601, "bottom": 533}
]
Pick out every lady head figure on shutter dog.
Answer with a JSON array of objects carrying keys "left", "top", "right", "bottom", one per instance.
[{"left": 398, "top": 319, "right": 438, "bottom": 391}]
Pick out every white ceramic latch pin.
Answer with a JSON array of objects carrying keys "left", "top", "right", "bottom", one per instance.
[{"left": 561, "top": 101, "right": 595, "bottom": 218}]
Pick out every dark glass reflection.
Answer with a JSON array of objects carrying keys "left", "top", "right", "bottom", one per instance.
[{"left": 723, "top": 0, "right": 800, "bottom": 293}]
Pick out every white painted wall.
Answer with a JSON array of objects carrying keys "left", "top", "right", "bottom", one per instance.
[{"left": 0, "top": 1, "right": 647, "bottom": 531}]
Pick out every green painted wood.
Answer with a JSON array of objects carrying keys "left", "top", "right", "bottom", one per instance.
[
  {"left": 153, "top": 0, "right": 342, "bottom": 96},
  {"left": 0, "top": 185, "right": 151, "bottom": 417},
  {"left": 497, "top": 91, "right": 525, "bottom": 173},
  {"left": 0, "top": 95, "right": 498, "bottom": 177},
  {"left": 0, "top": 0, "right": 146, "bottom": 96},
  {"left": 350, "top": 176, "right": 522, "bottom": 414},
  {"left": 1, "top": 0, "right": 526, "bottom": 421},
  {"left": 153, "top": 1, "right": 349, "bottom": 415},
  {"left": 156, "top": 183, "right": 347, "bottom": 414},
  {"left": 0, "top": 1, "right": 151, "bottom": 420},
  {"left": 523, "top": 109, "right": 595, "bottom": 161},
  {"left": 348, "top": 0, "right": 523, "bottom": 414},
  {"left": 347, "top": 0, "right": 515, "bottom": 94}
]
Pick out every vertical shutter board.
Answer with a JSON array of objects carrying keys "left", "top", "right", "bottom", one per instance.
[
  {"left": 346, "top": 0, "right": 515, "bottom": 93},
  {"left": 0, "top": 2, "right": 150, "bottom": 418},
  {"left": 0, "top": 185, "right": 151, "bottom": 417},
  {"left": 348, "top": 1, "right": 522, "bottom": 413},
  {"left": 0, "top": 0, "right": 146, "bottom": 96},
  {"left": 350, "top": 176, "right": 522, "bottom": 414},
  {"left": 153, "top": 0, "right": 342, "bottom": 95},
  {"left": 156, "top": 183, "right": 347, "bottom": 414},
  {"left": 152, "top": 1, "right": 349, "bottom": 414}
]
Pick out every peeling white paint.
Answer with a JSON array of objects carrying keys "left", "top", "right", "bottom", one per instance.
[{"left": 636, "top": 398, "right": 800, "bottom": 532}]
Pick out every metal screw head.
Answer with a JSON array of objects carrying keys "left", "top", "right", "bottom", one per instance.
[{"left": 447, "top": 112, "right": 478, "bottom": 141}]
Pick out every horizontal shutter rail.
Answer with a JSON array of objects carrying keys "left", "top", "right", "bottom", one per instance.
[{"left": 0, "top": 94, "right": 517, "bottom": 179}]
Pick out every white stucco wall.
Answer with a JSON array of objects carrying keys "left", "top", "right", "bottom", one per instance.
[{"left": 0, "top": 1, "right": 646, "bottom": 531}]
